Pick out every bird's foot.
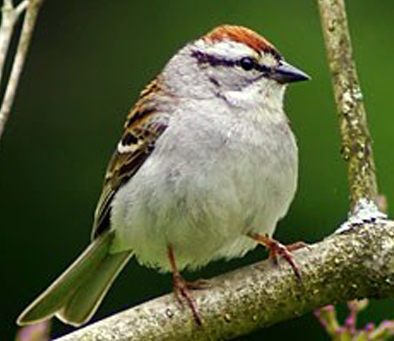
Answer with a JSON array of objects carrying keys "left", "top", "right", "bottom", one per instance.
[
  {"left": 172, "top": 273, "right": 205, "bottom": 326},
  {"left": 248, "top": 233, "right": 307, "bottom": 280},
  {"left": 168, "top": 245, "right": 207, "bottom": 326}
]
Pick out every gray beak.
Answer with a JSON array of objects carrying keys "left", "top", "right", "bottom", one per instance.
[{"left": 271, "top": 61, "right": 310, "bottom": 84}]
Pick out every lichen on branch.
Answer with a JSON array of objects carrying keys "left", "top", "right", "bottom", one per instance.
[{"left": 318, "top": 0, "right": 378, "bottom": 211}]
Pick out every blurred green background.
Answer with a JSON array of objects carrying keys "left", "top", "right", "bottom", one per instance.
[{"left": 2, "top": 0, "right": 394, "bottom": 339}]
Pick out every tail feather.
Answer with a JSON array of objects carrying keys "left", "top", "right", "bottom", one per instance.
[
  {"left": 17, "top": 231, "right": 131, "bottom": 326},
  {"left": 56, "top": 251, "right": 131, "bottom": 326}
]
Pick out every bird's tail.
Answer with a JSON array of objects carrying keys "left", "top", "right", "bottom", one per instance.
[{"left": 17, "top": 231, "right": 132, "bottom": 327}]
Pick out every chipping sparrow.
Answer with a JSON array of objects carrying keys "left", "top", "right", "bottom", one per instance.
[{"left": 17, "top": 25, "right": 310, "bottom": 327}]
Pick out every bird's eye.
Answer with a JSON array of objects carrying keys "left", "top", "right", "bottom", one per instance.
[{"left": 239, "top": 57, "right": 257, "bottom": 71}]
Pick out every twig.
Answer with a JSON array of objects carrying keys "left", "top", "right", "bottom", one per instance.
[
  {"left": 55, "top": 221, "right": 394, "bottom": 341},
  {"left": 0, "top": 0, "right": 45, "bottom": 146},
  {"left": 318, "top": 0, "right": 378, "bottom": 212},
  {"left": 0, "top": 0, "right": 20, "bottom": 85}
]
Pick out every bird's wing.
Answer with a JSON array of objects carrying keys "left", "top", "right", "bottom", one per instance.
[{"left": 91, "top": 79, "right": 169, "bottom": 239}]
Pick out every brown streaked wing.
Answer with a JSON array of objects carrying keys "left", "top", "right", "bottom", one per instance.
[{"left": 91, "top": 80, "right": 169, "bottom": 239}]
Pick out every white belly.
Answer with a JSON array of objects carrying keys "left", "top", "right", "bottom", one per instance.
[{"left": 110, "top": 108, "right": 298, "bottom": 272}]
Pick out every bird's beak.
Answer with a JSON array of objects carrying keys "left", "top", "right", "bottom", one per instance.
[{"left": 270, "top": 61, "right": 311, "bottom": 84}]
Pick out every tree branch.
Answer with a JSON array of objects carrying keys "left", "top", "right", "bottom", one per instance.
[
  {"left": 318, "top": 0, "right": 378, "bottom": 211},
  {"left": 56, "top": 221, "right": 394, "bottom": 341},
  {"left": 0, "top": 0, "right": 45, "bottom": 147}
]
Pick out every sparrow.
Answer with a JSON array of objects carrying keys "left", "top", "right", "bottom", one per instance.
[{"left": 17, "top": 25, "right": 310, "bottom": 327}]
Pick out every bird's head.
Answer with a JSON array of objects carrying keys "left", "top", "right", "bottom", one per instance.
[{"left": 163, "top": 25, "right": 310, "bottom": 103}]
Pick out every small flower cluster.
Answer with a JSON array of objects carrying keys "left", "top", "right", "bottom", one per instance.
[
  {"left": 15, "top": 321, "right": 50, "bottom": 341},
  {"left": 315, "top": 300, "right": 394, "bottom": 341}
]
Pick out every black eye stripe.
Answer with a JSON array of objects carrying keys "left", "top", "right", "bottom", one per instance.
[
  {"left": 191, "top": 50, "right": 275, "bottom": 75},
  {"left": 255, "top": 63, "right": 272, "bottom": 73},
  {"left": 191, "top": 50, "right": 236, "bottom": 67},
  {"left": 237, "top": 58, "right": 273, "bottom": 74}
]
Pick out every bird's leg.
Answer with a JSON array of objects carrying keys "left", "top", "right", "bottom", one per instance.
[
  {"left": 167, "top": 245, "right": 206, "bottom": 326},
  {"left": 248, "top": 233, "right": 307, "bottom": 279}
]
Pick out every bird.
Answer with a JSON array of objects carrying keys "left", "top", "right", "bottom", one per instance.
[{"left": 17, "top": 25, "right": 310, "bottom": 327}]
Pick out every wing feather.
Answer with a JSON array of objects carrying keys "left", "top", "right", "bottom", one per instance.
[{"left": 92, "top": 79, "right": 169, "bottom": 238}]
